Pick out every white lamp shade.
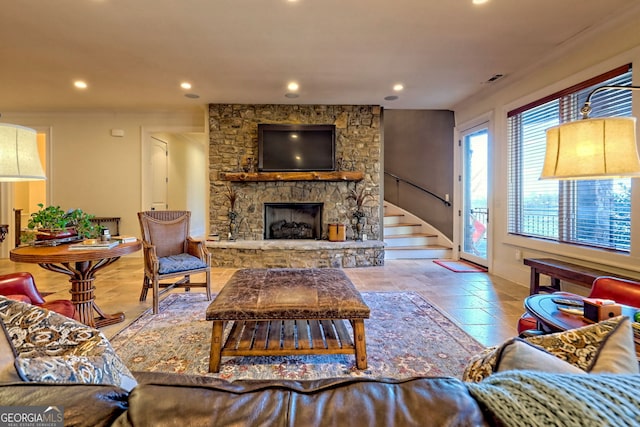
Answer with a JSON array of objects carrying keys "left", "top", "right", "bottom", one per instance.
[
  {"left": 541, "top": 117, "right": 640, "bottom": 180},
  {"left": 0, "top": 123, "right": 46, "bottom": 181}
]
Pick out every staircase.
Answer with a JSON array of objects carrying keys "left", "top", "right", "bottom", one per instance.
[{"left": 383, "top": 202, "right": 453, "bottom": 260}]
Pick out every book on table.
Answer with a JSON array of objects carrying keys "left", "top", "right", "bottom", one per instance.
[
  {"left": 110, "top": 235, "right": 137, "bottom": 243},
  {"left": 68, "top": 240, "right": 121, "bottom": 250}
]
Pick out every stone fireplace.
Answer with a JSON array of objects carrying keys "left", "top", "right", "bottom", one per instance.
[
  {"left": 206, "top": 103, "right": 384, "bottom": 268},
  {"left": 264, "top": 203, "right": 323, "bottom": 240}
]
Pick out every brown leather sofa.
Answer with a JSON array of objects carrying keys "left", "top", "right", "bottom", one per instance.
[{"left": 0, "top": 373, "right": 491, "bottom": 426}]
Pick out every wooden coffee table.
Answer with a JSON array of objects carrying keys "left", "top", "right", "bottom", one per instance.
[{"left": 206, "top": 268, "right": 370, "bottom": 373}]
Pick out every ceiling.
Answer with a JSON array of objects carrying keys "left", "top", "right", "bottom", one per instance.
[{"left": 2, "top": 0, "right": 639, "bottom": 112}]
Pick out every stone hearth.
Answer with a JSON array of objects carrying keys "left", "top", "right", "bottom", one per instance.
[{"left": 206, "top": 240, "right": 385, "bottom": 268}]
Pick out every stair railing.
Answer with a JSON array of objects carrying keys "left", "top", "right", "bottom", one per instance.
[{"left": 384, "top": 171, "right": 451, "bottom": 206}]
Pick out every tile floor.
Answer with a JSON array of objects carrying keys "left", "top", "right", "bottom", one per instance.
[{"left": 0, "top": 257, "right": 529, "bottom": 347}]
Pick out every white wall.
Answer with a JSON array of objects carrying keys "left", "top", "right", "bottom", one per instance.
[
  {"left": 0, "top": 109, "right": 206, "bottom": 258},
  {"left": 453, "top": 7, "right": 640, "bottom": 288}
]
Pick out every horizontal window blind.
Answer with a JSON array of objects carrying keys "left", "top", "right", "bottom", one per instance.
[{"left": 507, "top": 66, "right": 633, "bottom": 251}]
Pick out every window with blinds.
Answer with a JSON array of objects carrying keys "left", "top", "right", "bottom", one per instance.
[{"left": 507, "top": 65, "right": 633, "bottom": 252}]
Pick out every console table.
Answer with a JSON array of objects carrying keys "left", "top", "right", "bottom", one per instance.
[{"left": 523, "top": 258, "right": 637, "bottom": 295}]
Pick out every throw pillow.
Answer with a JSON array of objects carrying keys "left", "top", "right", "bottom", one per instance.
[
  {"left": 495, "top": 338, "right": 584, "bottom": 374},
  {"left": 462, "top": 315, "right": 638, "bottom": 382},
  {"left": 0, "top": 320, "right": 22, "bottom": 383},
  {"left": 0, "top": 296, "right": 137, "bottom": 391}
]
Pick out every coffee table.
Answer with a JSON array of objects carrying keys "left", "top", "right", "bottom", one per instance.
[
  {"left": 524, "top": 294, "right": 638, "bottom": 332},
  {"left": 524, "top": 294, "right": 640, "bottom": 358},
  {"left": 206, "top": 268, "right": 370, "bottom": 373}
]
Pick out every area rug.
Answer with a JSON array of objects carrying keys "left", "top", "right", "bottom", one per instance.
[
  {"left": 110, "top": 292, "right": 484, "bottom": 381},
  {"left": 433, "top": 260, "right": 488, "bottom": 273}
]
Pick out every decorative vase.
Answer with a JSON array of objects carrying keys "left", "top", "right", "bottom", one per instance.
[
  {"left": 228, "top": 211, "right": 238, "bottom": 241},
  {"left": 354, "top": 216, "right": 365, "bottom": 241},
  {"left": 229, "top": 221, "right": 237, "bottom": 241}
]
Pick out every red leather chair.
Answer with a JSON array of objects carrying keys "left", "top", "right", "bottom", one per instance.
[
  {"left": 0, "top": 272, "right": 76, "bottom": 320},
  {"left": 518, "top": 276, "right": 640, "bottom": 334}
]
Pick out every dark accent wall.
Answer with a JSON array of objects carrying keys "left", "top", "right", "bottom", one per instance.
[{"left": 383, "top": 110, "right": 455, "bottom": 239}]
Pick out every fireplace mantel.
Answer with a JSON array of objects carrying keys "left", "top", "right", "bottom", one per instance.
[{"left": 219, "top": 171, "right": 364, "bottom": 182}]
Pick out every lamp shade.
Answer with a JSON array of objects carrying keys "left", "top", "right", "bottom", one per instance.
[
  {"left": 541, "top": 117, "right": 640, "bottom": 180},
  {"left": 0, "top": 123, "right": 46, "bottom": 182}
]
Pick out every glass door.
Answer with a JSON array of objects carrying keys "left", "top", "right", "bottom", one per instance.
[{"left": 460, "top": 126, "right": 489, "bottom": 266}]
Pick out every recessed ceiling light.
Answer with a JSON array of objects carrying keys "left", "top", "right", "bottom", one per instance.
[
  {"left": 473, "top": 0, "right": 489, "bottom": 4},
  {"left": 180, "top": 82, "right": 192, "bottom": 90},
  {"left": 393, "top": 84, "right": 404, "bottom": 91},
  {"left": 384, "top": 95, "right": 399, "bottom": 101},
  {"left": 285, "top": 93, "right": 299, "bottom": 99},
  {"left": 74, "top": 80, "right": 88, "bottom": 89},
  {"left": 287, "top": 82, "right": 299, "bottom": 91},
  {"left": 185, "top": 93, "right": 200, "bottom": 99}
]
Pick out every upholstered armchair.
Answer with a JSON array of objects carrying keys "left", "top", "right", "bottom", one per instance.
[
  {"left": 137, "top": 210, "right": 212, "bottom": 314},
  {"left": 0, "top": 272, "right": 76, "bottom": 319}
]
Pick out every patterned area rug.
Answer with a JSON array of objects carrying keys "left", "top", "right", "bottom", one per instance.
[{"left": 111, "top": 292, "right": 484, "bottom": 381}]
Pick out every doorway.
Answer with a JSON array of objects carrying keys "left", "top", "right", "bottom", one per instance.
[
  {"left": 150, "top": 136, "right": 168, "bottom": 212},
  {"left": 459, "top": 125, "right": 489, "bottom": 266},
  {"left": 141, "top": 127, "right": 209, "bottom": 238}
]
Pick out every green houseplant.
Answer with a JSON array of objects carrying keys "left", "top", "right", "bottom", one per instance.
[{"left": 26, "top": 203, "right": 98, "bottom": 241}]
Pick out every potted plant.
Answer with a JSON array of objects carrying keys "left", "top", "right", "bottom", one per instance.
[
  {"left": 346, "top": 184, "right": 374, "bottom": 219},
  {"left": 26, "top": 203, "right": 98, "bottom": 241}
]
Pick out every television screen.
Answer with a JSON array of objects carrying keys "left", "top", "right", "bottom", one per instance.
[{"left": 258, "top": 124, "right": 336, "bottom": 172}]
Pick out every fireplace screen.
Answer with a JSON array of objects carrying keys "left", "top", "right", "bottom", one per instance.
[{"left": 264, "top": 203, "right": 323, "bottom": 240}]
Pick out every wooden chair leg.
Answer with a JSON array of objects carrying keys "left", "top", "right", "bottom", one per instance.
[
  {"left": 184, "top": 274, "right": 191, "bottom": 292},
  {"left": 152, "top": 277, "right": 160, "bottom": 314},
  {"left": 205, "top": 269, "right": 212, "bottom": 301},
  {"left": 139, "top": 276, "right": 150, "bottom": 302}
]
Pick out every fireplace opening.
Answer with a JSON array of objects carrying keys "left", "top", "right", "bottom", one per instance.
[{"left": 264, "top": 203, "right": 323, "bottom": 240}]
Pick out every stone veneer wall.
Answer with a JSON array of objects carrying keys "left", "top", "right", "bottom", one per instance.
[{"left": 208, "top": 104, "right": 382, "bottom": 243}]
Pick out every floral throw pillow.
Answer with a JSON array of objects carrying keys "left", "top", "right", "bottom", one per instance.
[
  {"left": 0, "top": 296, "right": 137, "bottom": 391},
  {"left": 462, "top": 315, "right": 637, "bottom": 382}
]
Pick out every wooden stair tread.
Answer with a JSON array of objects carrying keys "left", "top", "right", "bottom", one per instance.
[
  {"left": 386, "top": 245, "right": 450, "bottom": 250},
  {"left": 385, "top": 233, "right": 437, "bottom": 239},
  {"left": 385, "top": 222, "right": 422, "bottom": 228}
]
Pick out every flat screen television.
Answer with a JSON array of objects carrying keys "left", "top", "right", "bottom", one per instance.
[{"left": 258, "top": 124, "right": 336, "bottom": 172}]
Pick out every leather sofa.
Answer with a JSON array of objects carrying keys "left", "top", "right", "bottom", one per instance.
[
  {"left": 0, "top": 373, "right": 491, "bottom": 426},
  {"left": 2, "top": 369, "right": 639, "bottom": 426}
]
